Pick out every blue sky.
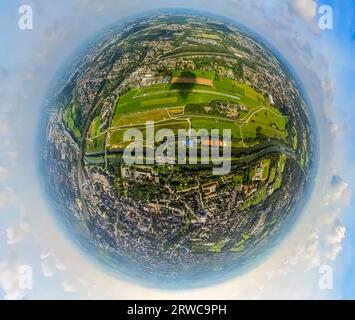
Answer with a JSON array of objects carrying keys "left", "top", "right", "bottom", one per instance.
[
  {"left": 0, "top": 0, "right": 355, "bottom": 299},
  {"left": 323, "top": 0, "right": 355, "bottom": 299}
]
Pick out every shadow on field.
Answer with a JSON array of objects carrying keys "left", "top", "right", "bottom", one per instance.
[{"left": 170, "top": 71, "right": 197, "bottom": 102}]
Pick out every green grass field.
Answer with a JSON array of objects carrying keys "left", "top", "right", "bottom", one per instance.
[
  {"left": 208, "top": 240, "right": 226, "bottom": 253},
  {"left": 62, "top": 102, "right": 82, "bottom": 140},
  {"left": 197, "top": 32, "right": 222, "bottom": 41},
  {"left": 273, "top": 154, "right": 287, "bottom": 190},
  {"left": 109, "top": 119, "right": 190, "bottom": 147},
  {"left": 89, "top": 116, "right": 102, "bottom": 137},
  {"left": 262, "top": 159, "right": 271, "bottom": 180},
  {"left": 241, "top": 186, "right": 267, "bottom": 210},
  {"left": 114, "top": 83, "right": 243, "bottom": 117},
  {"left": 86, "top": 72, "right": 289, "bottom": 155},
  {"left": 191, "top": 118, "right": 241, "bottom": 139},
  {"left": 85, "top": 133, "right": 106, "bottom": 153},
  {"left": 269, "top": 167, "right": 276, "bottom": 183},
  {"left": 112, "top": 106, "right": 185, "bottom": 127},
  {"left": 229, "top": 234, "right": 250, "bottom": 252}
]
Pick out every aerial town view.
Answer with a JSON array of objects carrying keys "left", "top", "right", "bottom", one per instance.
[{"left": 42, "top": 12, "right": 315, "bottom": 287}]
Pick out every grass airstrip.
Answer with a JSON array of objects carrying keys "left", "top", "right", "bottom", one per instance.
[{"left": 76, "top": 70, "right": 288, "bottom": 155}]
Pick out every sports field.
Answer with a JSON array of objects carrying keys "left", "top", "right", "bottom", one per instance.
[{"left": 84, "top": 71, "right": 288, "bottom": 154}]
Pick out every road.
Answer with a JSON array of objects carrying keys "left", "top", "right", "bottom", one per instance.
[{"left": 84, "top": 140, "right": 298, "bottom": 167}]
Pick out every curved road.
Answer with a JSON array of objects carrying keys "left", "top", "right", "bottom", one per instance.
[{"left": 84, "top": 140, "right": 299, "bottom": 168}]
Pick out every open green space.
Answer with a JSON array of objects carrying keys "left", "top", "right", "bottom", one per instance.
[
  {"left": 241, "top": 186, "right": 267, "bottom": 210},
  {"left": 113, "top": 107, "right": 185, "bottom": 127},
  {"left": 261, "top": 159, "right": 271, "bottom": 180},
  {"left": 273, "top": 154, "right": 287, "bottom": 190},
  {"left": 86, "top": 72, "right": 289, "bottom": 155},
  {"left": 89, "top": 116, "right": 102, "bottom": 138},
  {"left": 85, "top": 133, "right": 106, "bottom": 153},
  {"left": 62, "top": 102, "right": 82, "bottom": 140},
  {"left": 229, "top": 234, "right": 250, "bottom": 252},
  {"left": 192, "top": 240, "right": 226, "bottom": 253},
  {"left": 269, "top": 167, "right": 277, "bottom": 183},
  {"left": 195, "top": 32, "right": 222, "bottom": 41},
  {"left": 113, "top": 82, "right": 242, "bottom": 117},
  {"left": 171, "top": 70, "right": 215, "bottom": 80},
  {"left": 109, "top": 119, "right": 190, "bottom": 147},
  {"left": 190, "top": 118, "right": 241, "bottom": 139},
  {"left": 208, "top": 240, "right": 226, "bottom": 253}
]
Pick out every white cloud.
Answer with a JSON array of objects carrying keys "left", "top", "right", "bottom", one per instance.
[
  {"left": 324, "top": 176, "right": 352, "bottom": 207},
  {"left": 265, "top": 174, "right": 351, "bottom": 291},
  {"left": 6, "top": 224, "right": 30, "bottom": 245},
  {"left": 40, "top": 251, "right": 67, "bottom": 277},
  {"left": 62, "top": 281, "right": 78, "bottom": 293},
  {"left": 0, "top": 187, "right": 18, "bottom": 208},
  {"left": 330, "top": 122, "right": 339, "bottom": 134},
  {"left": 327, "top": 222, "right": 346, "bottom": 245},
  {"left": 41, "top": 258, "right": 54, "bottom": 278},
  {"left": 294, "top": 175, "right": 351, "bottom": 267},
  {"left": 321, "top": 78, "right": 335, "bottom": 93},
  {"left": 326, "top": 243, "right": 343, "bottom": 261},
  {"left": 291, "top": 0, "right": 317, "bottom": 22},
  {"left": 0, "top": 260, "right": 28, "bottom": 300},
  {"left": 326, "top": 221, "right": 346, "bottom": 261}
]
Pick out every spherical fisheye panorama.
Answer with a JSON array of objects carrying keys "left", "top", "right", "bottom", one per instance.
[{"left": 42, "top": 12, "right": 315, "bottom": 288}]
